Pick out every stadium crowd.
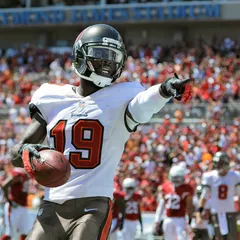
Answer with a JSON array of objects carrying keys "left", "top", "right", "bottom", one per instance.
[{"left": 0, "top": 37, "right": 240, "bottom": 211}]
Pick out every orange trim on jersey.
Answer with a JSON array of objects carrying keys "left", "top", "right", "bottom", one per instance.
[{"left": 99, "top": 200, "right": 113, "bottom": 240}]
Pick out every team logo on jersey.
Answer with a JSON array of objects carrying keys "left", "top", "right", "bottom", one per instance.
[
  {"left": 78, "top": 101, "right": 85, "bottom": 108},
  {"left": 70, "top": 101, "right": 88, "bottom": 117},
  {"left": 37, "top": 208, "right": 44, "bottom": 216},
  {"left": 71, "top": 113, "right": 88, "bottom": 117}
]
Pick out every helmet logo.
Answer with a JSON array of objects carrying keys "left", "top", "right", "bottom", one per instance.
[
  {"left": 102, "top": 37, "right": 122, "bottom": 48},
  {"left": 75, "top": 30, "right": 85, "bottom": 43}
]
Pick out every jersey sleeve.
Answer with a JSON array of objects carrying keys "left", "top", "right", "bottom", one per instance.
[
  {"left": 161, "top": 184, "right": 167, "bottom": 197},
  {"left": 128, "top": 83, "right": 170, "bottom": 124},
  {"left": 235, "top": 172, "right": 240, "bottom": 186},
  {"left": 234, "top": 172, "right": 240, "bottom": 195},
  {"left": 110, "top": 82, "right": 145, "bottom": 133},
  {"left": 201, "top": 172, "right": 211, "bottom": 188},
  {"left": 29, "top": 83, "right": 61, "bottom": 123},
  {"left": 29, "top": 83, "right": 50, "bottom": 122},
  {"left": 113, "top": 191, "right": 125, "bottom": 200}
]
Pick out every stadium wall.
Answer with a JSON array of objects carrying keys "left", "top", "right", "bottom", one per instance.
[
  {"left": 0, "top": 2, "right": 240, "bottom": 47},
  {"left": 0, "top": 21, "right": 240, "bottom": 48}
]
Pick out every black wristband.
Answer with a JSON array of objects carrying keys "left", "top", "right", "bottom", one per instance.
[
  {"left": 197, "top": 207, "right": 204, "bottom": 213},
  {"left": 188, "top": 218, "right": 192, "bottom": 225}
]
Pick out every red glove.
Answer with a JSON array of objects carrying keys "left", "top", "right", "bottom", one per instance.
[
  {"left": 160, "top": 73, "right": 193, "bottom": 104},
  {"left": 178, "top": 83, "right": 192, "bottom": 104},
  {"left": 22, "top": 148, "right": 35, "bottom": 178},
  {"left": 20, "top": 144, "right": 54, "bottom": 178},
  {"left": 173, "top": 73, "right": 193, "bottom": 104}
]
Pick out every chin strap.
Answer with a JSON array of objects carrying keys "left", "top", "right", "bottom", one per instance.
[
  {"left": 87, "top": 72, "right": 113, "bottom": 87},
  {"left": 73, "top": 65, "right": 113, "bottom": 88}
]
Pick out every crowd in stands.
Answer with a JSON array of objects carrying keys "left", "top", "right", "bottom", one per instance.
[{"left": 0, "top": 37, "right": 239, "bottom": 210}]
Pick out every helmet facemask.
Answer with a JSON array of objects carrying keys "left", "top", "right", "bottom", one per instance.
[
  {"left": 73, "top": 41, "right": 126, "bottom": 87},
  {"left": 213, "top": 152, "right": 230, "bottom": 175},
  {"left": 213, "top": 159, "right": 230, "bottom": 175},
  {"left": 122, "top": 178, "right": 136, "bottom": 200},
  {"left": 170, "top": 176, "right": 185, "bottom": 187},
  {"left": 169, "top": 165, "right": 185, "bottom": 187},
  {"left": 124, "top": 187, "right": 135, "bottom": 200}
]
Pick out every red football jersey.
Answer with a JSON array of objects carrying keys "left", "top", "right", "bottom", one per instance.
[
  {"left": 162, "top": 182, "right": 194, "bottom": 217},
  {"left": 125, "top": 192, "right": 141, "bottom": 221},
  {"left": 112, "top": 190, "right": 125, "bottom": 219},
  {"left": 9, "top": 168, "right": 28, "bottom": 206}
]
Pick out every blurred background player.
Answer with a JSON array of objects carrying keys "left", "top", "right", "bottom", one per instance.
[
  {"left": 0, "top": 165, "right": 31, "bottom": 240},
  {"left": 153, "top": 185, "right": 165, "bottom": 237},
  {"left": 109, "top": 189, "right": 125, "bottom": 240},
  {"left": 191, "top": 185, "right": 211, "bottom": 240},
  {"left": 121, "top": 178, "right": 143, "bottom": 240},
  {"left": 196, "top": 152, "right": 240, "bottom": 240},
  {"left": 0, "top": 160, "right": 8, "bottom": 237},
  {"left": 154, "top": 165, "right": 194, "bottom": 240}
]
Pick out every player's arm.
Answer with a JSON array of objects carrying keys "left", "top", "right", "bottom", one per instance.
[
  {"left": 186, "top": 195, "right": 194, "bottom": 224},
  {"left": 234, "top": 173, "right": 240, "bottom": 196},
  {"left": 235, "top": 184, "right": 240, "bottom": 196},
  {"left": 154, "top": 197, "right": 165, "bottom": 234},
  {"left": 125, "top": 76, "right": 192, "bottom": 130},
  {"left": 10, "top": 106, "right": 47, "bottom": 167},
  {"left": 196, "top": 186, "right": 210, "bottom": 224},
  {"left": 1, "top": 175, "right": 22, "bottom": 203},
  {"left": 138, "top": 201, "right": 143, "bottom": 233},
  {"left": 116, "top": 197, "right": 126, "bottom": 230}
]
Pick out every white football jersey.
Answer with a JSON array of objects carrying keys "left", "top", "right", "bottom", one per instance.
[
  {"left": 30, "top": 82, "right": 144, "bottom": 203},
  {"left": 201, "top": 170, "right": 240, "bottom": 213}
]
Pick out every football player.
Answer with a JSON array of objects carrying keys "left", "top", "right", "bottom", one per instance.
[
  {"left": 154, "top": 165, "right": 194, "bottom": 240},
  {"left": 10, "top": 24, "right": 192, "bottom": 240},
  {"left": 121, "top": 178, "right": 142, "bottom": 240},
  {"left": 1, "top": 167, "right": 31, "bottom": 240},
  {"left": 191, "top": 185, "right": 211, "bottom": 240},
  {"left": 196, "top": 152, "right": 240, "bottom": 240},
  {"left": 109, "top": 189, "right": 125, "bottom": 240}
]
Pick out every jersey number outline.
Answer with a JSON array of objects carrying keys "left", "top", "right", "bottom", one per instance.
[
  {"left": 125, "top": 201, "right": 139, "bottom": 215},
  {"left": 165, "top": 194, "right": 181, "bottom": 210},
  {"left": 50, "top": 119, "right": 104, "bottom": 169},
  {"left": 218, "top": 184, "right": 228, "bottom": 200}
]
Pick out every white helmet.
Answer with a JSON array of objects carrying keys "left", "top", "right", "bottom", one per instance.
[
  {"left": 122, "top": 178, "right": 136, "bottom": 189},
  {"left": 122, "top": 178, "right": 136, "bottom": 199},
  {"left": 169, "top": 165, "right": 185, "bottom": 187}
]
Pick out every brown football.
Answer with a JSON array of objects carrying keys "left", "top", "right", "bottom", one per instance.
[{"left": 32, "top": 149, "right": 71, "bottom": 188}]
